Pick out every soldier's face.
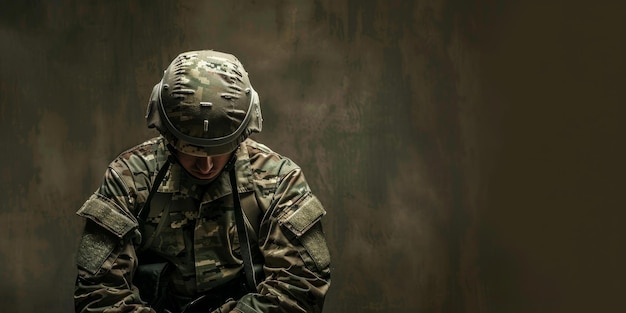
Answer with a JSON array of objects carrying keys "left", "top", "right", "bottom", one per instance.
[{"left": 176, "top": 150, "right": 232, "bottom": 180}]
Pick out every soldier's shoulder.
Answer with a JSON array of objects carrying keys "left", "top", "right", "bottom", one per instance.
[
  {"left": 110, "top": 136, "right": 166, "bottom": 172},
  {"left": 243, "top": 138, "right": 299, "bottom": 176},
  {"left": 243, "top": 138, "right": 276, "bottom": 155}
]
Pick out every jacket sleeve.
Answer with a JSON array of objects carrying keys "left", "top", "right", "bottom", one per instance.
[
  {"left": 228, "top": 161, "right": 332, "bottom": 313},
  {"left": 74, "top": 164, "right": 154, "bottom": 313}
]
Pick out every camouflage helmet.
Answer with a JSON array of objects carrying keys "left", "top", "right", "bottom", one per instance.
[{"left": 145, "top": 50, "right": 262, "bottom": 156}]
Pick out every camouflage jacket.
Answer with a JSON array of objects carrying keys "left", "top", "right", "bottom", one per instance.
[{"left": 74, "top": 137, "right": 331, "bottom": 313}]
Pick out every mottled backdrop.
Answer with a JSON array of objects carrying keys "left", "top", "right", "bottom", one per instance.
[{"left": 1, "top": 1, "right": 624, "bottom": 313}]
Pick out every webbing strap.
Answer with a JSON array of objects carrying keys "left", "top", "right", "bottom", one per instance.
[
  {"left": 229, "top": 164, "right": 259, "bottom": 293},
  {"left": 137, "top": 156, "right": 174, "bottom": 222},
  {"left": 136, "top": 155, "right": 175, "bottom": 252}
]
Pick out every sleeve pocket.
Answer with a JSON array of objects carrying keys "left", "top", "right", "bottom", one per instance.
[
  {"left": 279, "top": 194, "right": 331, "bottom": 272},
  {"left": 76, "top": 194, "right": 138, "bottom": 275},
  {"left": 280, "top": 194, "right": 326, "bottom": 237},
  {"left": 76, "top": 194, "right": 138, "bottom": 238}
]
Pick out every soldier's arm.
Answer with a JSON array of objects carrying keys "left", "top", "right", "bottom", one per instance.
[
  {"left": 74, "top": 163, "right": 153, "bottom": 313},
  {"left": 223, "top": 158, "right": 331, "bottom": 313}
]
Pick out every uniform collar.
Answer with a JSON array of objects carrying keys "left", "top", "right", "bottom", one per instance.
[{"left": 155, "top": 139, "right": 254, "bottom": 203}]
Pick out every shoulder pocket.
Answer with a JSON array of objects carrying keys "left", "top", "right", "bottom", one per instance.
[
  {"left": 280, "top": 193, "right": 326, "bottom": 237},
  {"left": 76, "top": 194, "right": 138, "bottom": 238},
  {"left": 280, "top": 193, "right": 330, "bottom": 272},
  {"left": 76, "top": 194, "right": 138, "bottom": 275}
]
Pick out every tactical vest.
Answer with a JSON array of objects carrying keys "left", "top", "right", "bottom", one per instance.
[{"left": 135, "top": 157, "right": 263, "bottom": 299}]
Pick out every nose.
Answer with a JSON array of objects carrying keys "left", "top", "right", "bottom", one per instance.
[{"left": 195, "top": 156, "right": 213, "bottom": 174}]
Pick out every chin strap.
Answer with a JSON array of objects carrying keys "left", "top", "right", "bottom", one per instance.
[{"left": 227, "top": 153, "right": 260, "bottom": 293}]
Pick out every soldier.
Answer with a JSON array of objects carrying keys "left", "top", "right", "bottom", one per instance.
[{"left": 74, "top": 50, "right": 331, "bottom": 313}]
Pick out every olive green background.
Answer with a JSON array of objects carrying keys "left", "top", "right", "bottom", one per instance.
[{"left": 1, "top": 1, "right": 624, "bottom": 312}]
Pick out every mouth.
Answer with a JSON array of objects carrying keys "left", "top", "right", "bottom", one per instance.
[{"left": 192, "top": 170, "right": 217, "bottom": 180}]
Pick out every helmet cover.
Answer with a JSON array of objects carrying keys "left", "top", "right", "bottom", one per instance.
[{"left": 146, "top": 50, "right": 262, "bottom": 156}]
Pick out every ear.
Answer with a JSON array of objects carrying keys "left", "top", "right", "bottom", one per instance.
[{"left": 145, "top": 82, "right": 163, "bottom": 130}]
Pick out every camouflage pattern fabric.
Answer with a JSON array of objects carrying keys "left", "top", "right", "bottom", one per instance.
[
  {"left": 145, "top": 50, "right": 263, "bottom": 157},
  {"left": 74, "top": 137, "right": 331, "bottom": 313}
]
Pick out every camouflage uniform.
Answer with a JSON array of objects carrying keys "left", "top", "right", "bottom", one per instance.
[{"left": 74, "top": 136, "right": 331, "bottom": 312}]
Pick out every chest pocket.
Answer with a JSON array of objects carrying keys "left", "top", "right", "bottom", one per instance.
[{"left": 142, "top": 193, "right": 196, "bottom": 257}]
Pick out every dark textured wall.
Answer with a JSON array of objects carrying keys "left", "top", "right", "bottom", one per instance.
[{"left": 1, "top": 1, "right": 624, "bottom": 312}]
